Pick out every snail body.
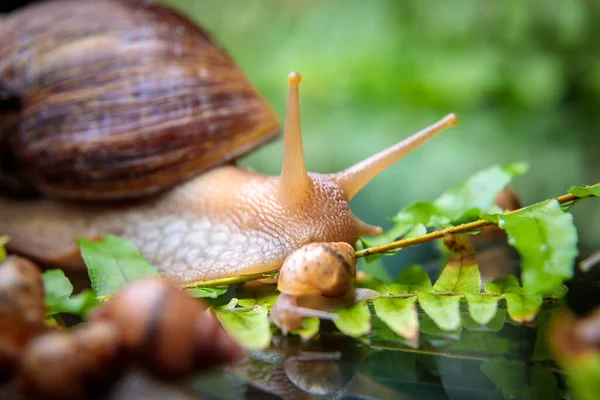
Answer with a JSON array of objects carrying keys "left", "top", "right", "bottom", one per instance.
[{"left": 0, "top": 1, "right": 459, "bottom": 284}]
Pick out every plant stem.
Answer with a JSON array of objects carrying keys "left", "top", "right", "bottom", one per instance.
[
  {"left": 179, "top": 271, "right": 279, "bottom": 289},
  {"left": 355, "top": 191, "right": 583, "bottom": 259}
]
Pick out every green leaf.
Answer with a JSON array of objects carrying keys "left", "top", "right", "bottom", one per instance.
[
  {"left": 333, "top": 301, "right": 371, "bottom": 337},
  {"left": 43, "top": 270, "right": 98, "bottom": 316},
  {"left": 433, "top": 162, "right": 528, "bottom": 221},
  {"left": 396, "top": 264, "right": 432, "bottom": 293},
  {"left": 433, "top": 262, "right": 481, "bottom": 293},
  {"left": 361, "top": 223, "right": 427, "bottom": 263},
  {"left": 362, "top": 163, "right": 527, "bottom": 261},
  {"left": 464, "top": 293, "right": 501, "bottom": 325},
  {"left": 417, "top": 293, "right": 461, "bottom": 331},
  {"left": 236, "top": 286, "right": 279, "bottom": 309},
  {"left": 568, "top": 184, "right": 600, "bottom": 197},
  {"left": 0, "top": 235, "right": 9, "bottom": 262},
  {"left": 78, "top": 235, "right": 160, "bottom": 297},
  {"left": 485, "top": 276, "right": 542, "bottom": 323},
  {"left": 482, "top": 199, "right": 578, "bottom": 295},
  {"left": 373, "top": 297, "right": 418, "bottom": 341},
  {"left": 48, "top": 290, "right": 99, "bottom": 317},
  {"left": 215, "top": 306, "right": 271, "bottom": 350},
  {"left": 290, "top": 317, "right": 320, "bottom": 341},
  {"left": 462, "top": 308, "right": 506, "bottom": 332},
  {"left": 43, "top": 269, "right": 73, "bottom": 303},
  {"left": 186, "top": 286, "right": 228, "bottom": 299}
]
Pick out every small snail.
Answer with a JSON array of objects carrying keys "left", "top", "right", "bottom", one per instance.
[
  {"left": 0, "top": 0, "right": 459, "bottom": 284},
  {"left": 17, "top": 321, "right": 121, "bottom": 400},
  {"left": 90, "top": 277, "right": 245, "bottom": 381},
  {"left": 271, "top": 242, "right": 378, "bottom": 334}
]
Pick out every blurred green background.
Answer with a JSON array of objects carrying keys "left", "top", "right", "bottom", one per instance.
[{"left": 162, "top": 0, "right": 599, "bottom": 263}]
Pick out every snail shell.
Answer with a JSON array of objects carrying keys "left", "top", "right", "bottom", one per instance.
[
  {"left": 91, "top": 277, "right": 244, "bottom": 380},
  {"left": 0, "top": 0, "right": 279, "bottom": 199},
  {"left": 277, "top": 242, "right": 356, "bottom": 298}
]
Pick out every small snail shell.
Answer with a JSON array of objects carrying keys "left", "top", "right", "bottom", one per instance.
[
  {"left": 91, "top": 277, "right": 244, "bottom": 380},
  {"left": 277, "top": 242, "right": 356, "bottom": 298},
  {"left": 17, "top": 321, "right": 121, "bottom": 400},
  {"left": 272, "top": 242, "right": 357, "bottom": 334}
]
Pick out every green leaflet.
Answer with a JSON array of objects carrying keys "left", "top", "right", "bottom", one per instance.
[
  {"left": 464, "top": 293, "right": 501, "bottom": 325},
  {"left": 78, "top": 235, "right": 160, "bottom": 297},
  {"left": 569, "top": 184, "right": 600, "bottom": 197},
  {"left": 485, "top": 275, "right": 542, "bottom": 323},
  {"left": 215, "top": 306, "right": 271, "bottom": 350},
  {"left": 186, "top": 287, "right": 229, "bottom": 299},
  {"left": 482, "top": 199, "right": 578, "bottom": 295},
  {"left": 42, "top": 269, "right": 98, "bottom": 316},
  {"left": 373, "top": 297, "right": 418, "bottom": 341},
  {"left": 417, "top": 292, "right": 461, "bottom": 331},
  {"left": 360, "top": 224, "right": 426, "bottom": 263},
  {"left": 433, "top": 162, "right": 528, "bottom": 221},
  {"left": 358, "top": 163, "right": 526, "bottom": 261},
  {"left": 334, "top": 301, "right": 371, "bottom": 337},
  {"left": 43, "top": 269, "right": 73, "bottom": 303},
  {"left": 356, "top": 264, "right": 431, "bottom": 296},
  {"left": 236, "top": 286, "right": 279, "bottom": 309},
  {"left": 0, "top": 235, "right": 9, "bottom": 262},
  {"left": 290, "top": 317, "right": 320, "bottom": 341},
  {"left": 395, "top": 264, "right": 432, "bottom": 293},
  {"left": 433, "top": 262, "right": 481, "bottom": 293}
]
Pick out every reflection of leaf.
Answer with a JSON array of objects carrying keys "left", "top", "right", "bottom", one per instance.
[
  {"left": 78, "top": 235, "right": 160, "bottom": 297},
  {"left": 396, "top": 265, "right": 432, "bottom": 293},
  {"left": 448, "top": 330, "right": 511, "bottom": 355},
  {"left": 373, "top": 297, "right": 418, "bottom": 341},
  {"left": 462, "top": 308, "right": 507, "bottom": 332},
  {"left": 0, "top": 235, "right": 9, "bottom": 262},
  {"left": 485, "top": 276, "right": 542, "bottom": 323},
  {"left": 418, "top": 293, "right": 461, "bottom": 331},
  {"left": 187, "top": 286, "right": 228, "bottom": 299},
  {"left": 419, "top": 313, "right": 462, "bottom": 338},
  {"left": 482, "top": 199, "right": 578, "bottom": 295},
  {"left": 290, "top": 317, "right": 319, "bottom": 341},
  {"left": 334, "top": 301, "right": 371, "bottom": 337},
  {"left": 568, "top": 184, "right": 600, "bottom": 197},
  {"left": 359, "top": 350, "right": 418, "bottom": 381},
  {"left": 481, "top": 358, "right": 558, "bottom": 400},
  {"left": 215, "top": 306, "right": 271, "bottom": 350},
  {"left": 464, "top": 293, "right": 501, "bottom": 325}
]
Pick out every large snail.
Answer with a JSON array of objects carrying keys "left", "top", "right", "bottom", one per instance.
[{"left": 0, "top": 0, "right": 459, "bottom": 284}]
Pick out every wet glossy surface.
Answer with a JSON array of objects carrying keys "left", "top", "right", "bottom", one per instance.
[{"left": 190, "top": 304, "right": 567, "bottom": 400}]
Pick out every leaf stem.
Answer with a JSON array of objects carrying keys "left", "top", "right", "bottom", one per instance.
[
  {"left": 179, "top": 271, "right": 280, "bottom": 290},
  {"left": 355, "top": 191, "right": 585, "bottom": 258}
]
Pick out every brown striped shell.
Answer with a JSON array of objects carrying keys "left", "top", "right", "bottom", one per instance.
[
  {"left": 0, "top": 0, "right": 280, "bottom": 200},
  {"left": 277, "top": 242, "right": 356, "bottom": 298}
]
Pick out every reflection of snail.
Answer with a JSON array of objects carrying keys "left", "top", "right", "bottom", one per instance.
[
  {"left": 232, "top": 334, "right": 411, "bottom": 399},
  {"left": 271, "top": 242, "right": 378, "bottom": 334},
  {"left": 1, "top": 1, "right": 458, "bottom": 285}
]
